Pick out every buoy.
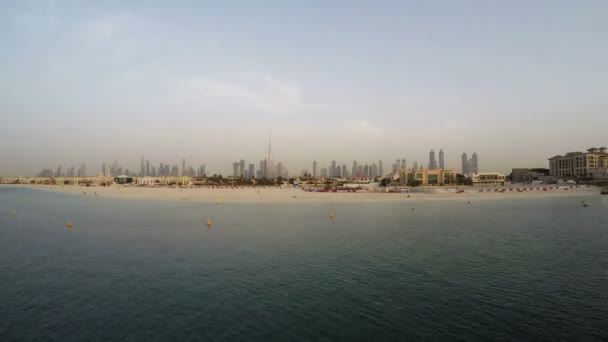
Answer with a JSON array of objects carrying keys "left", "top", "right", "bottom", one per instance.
[
  {"left": 11, "top": 212, "right": 16, "bottom": 216},
  {"left": 66, "top": 221, "right": 73, "bottom": 228},
  {"left": 206, "top": 219, "right": 212, "bottom": 227},
  {"left": 216, "top": 200, "right": 222, "bottom": 205},
  {"left": 329, "top": 213, "right": 334, "bottom": 219}
]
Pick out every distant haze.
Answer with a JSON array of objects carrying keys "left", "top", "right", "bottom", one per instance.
[{"left": 1, "top": 1, "right": 607, "bottom": 176}]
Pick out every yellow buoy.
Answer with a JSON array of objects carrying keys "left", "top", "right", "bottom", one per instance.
[
  {"left": 66, "top": 221, "right": 73, "bottom": 228},
  {"left": 216, "top": 200, "right": 222, "bottom": 205},
  {"left": 329, "top": 213, "right": 334, "bottom": 219},
  {"left": 11, "top": 212, "right": 16, "bottom": 216},
  {"left": 206, "top": 219, "right": 212, "bottom": 227}
]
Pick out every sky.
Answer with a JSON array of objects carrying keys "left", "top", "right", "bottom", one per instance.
[{"left": 1, "top": 0, "right": 607, "bottom": 176}]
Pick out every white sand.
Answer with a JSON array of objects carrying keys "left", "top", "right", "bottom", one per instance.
[{"left": 9, "top": 184, "right": 600, "bottom": 203}]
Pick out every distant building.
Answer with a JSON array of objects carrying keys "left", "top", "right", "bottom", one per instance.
[
  {"left": 313, "top": 161, "right": 317, "bottom": 178},
  {"left": 239, "top": 159, "right": 245, "bottom": 177},
  {"left": 320, "top": 168, "right": 328, "bottom": 178},
  {"left": 461, "top": 152, "right": 478, "bottom": 176},
  {"left": 461, "top": 153, "right": 468, "bottom": 175},
  {"left": 248, "top": 164, "right": 254, "bottom": 179},
  {"left": 511, "top": 168, "right": 552, "bottom": 183},
  {"left": 232, "top": 162, "right": 239, "bottom": 177},
  {"left": 472, "top": 173, "right": 505, "bottom": 186},
  {"left": 429, "top": 150, "right": 437, "bottom": 170},
  {"left": 549, "top": 147, "right": 608, "bottom": 179},
  {"left": 470, "top": 153, "right": 478, "bottom": 175},
  {"left": 439, "top": 150, "right": 445, "bottom": 169},
  {"left": 378, "top": 160, "right": 383, "bottom": 177}
]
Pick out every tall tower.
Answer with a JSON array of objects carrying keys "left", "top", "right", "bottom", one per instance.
[
  {"left": 401, "top": 158, "right": 406, "bottom": 171},
  {"left": 182, "top": 158, "right": 186, "bottom": 177},
  {"left": 313, "top": 161, "right": 317, "bottom": 178},
  {"left": 439, "top": 150, "right": 445, "bottom": 169},
  {"left": 268, "top": 129, "right": 273, "bottom": 178},
  {"left": 140, "top": 157, "right": 145, "bottom": 177},
  {"left": 471, "top": 153, "right": 478, "bottom": 174},
  {"left": 461, "top": 153, "right": 469, "bottom": 175},
  {"left": 429, "top": 150, "right": 437, "bottom": 169},
  {"left": 378, "top": 160, "right": 383, "bottom": 177}
]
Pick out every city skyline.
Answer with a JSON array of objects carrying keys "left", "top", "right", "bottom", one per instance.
[{"left": 1, "top": 2, "right": 607, "bottom": 176}]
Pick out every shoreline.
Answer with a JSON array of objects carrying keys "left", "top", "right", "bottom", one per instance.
[{"left": 2, "top": 184, "right": 600, "bottom": 203}]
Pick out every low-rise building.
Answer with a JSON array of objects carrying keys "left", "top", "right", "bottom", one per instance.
[
  {"left": 407, "top": 168, "right": 456, "bottom": 186},
  {"left": 549, "top": 147, "right": 608, "bottom": 179},
  {"left": 472, "top": 173, "right": 506, "bottom": 186},
  {"left": 511, "top": 168, "right": 552, "bottom": 183}
]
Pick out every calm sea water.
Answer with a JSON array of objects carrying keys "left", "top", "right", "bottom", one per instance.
[{"left": 1, "top": 187, "right": 607, "bottom": 341}]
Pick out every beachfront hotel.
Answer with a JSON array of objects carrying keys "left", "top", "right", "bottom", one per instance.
[{"left": 548, "top": 147, "right": 608, "bottom": 179}]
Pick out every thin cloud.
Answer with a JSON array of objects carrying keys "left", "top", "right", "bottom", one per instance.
[
  {"left": 81, "top": 13, "right": 134, "bottom": 40},
  {"left": 344, "top": 120, "right": 383, "bottom": 138},
  {"left": 174, "top": 73, "right": 306, "bottom": 114}
]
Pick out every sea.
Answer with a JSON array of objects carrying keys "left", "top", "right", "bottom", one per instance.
[{"left": 1, "top": 187, "right": 607, "bottom": 341}]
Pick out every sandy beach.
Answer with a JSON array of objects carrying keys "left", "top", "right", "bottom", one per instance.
[{"left": 7, "top": 184, "right": 600, "bottom": 203}]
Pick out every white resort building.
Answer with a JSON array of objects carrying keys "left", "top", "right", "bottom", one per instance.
[{"left": 472, "top": 173, "right": 506, "bottom": 186}]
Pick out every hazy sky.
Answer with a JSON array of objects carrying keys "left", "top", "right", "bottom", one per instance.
[{"left": 1, "top": 0, "right": 607, "bottom": 176}]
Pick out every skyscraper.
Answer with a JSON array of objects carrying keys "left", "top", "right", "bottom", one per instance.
[
  {"left": 401, "top": 159, "right": 406, "bottom": 171},
  {"left": 100, "top": 164, "right": 105, "bottom": 177},
  {"left": 413, "top": 161, "right": 418, "bottom": 171},
  {"left": 429, "top": 150, "right": 437, "bottom": 170},
  {"left": 140, "top": 157, "right": 145, "bottom": 177},
  {"left": 268, "top": 129, "right": 273, "bottom": 178},
  {"left": 352, "top": 161, "right": 357, "bottom": 178},
  {"left": 331, "top": 160, "right": 337, "bottom": 178},
  {"left": 470, "top": 153, "right": 479, "bottom": 175},
  {"left": 462, "top": 153, "right": 469, "bottom": 175},
  {"left": 313, "top": 161, "right": 317, "bottom": 178},
  {"left": 378, "top": 160, "right": 383, "bottom": 177},
  {"left": 248, "top": 164, "right": 254, "bottom": 179},
  {"left": 439, "top": 150, "right": 445, "bottom": 169},
  {"left": 55, "top": 165, "right": 62, "bottom": 178},
  {"left": 239, "top": 159, "right": 245, "bottom": 177},
  {"left": 182, "top": 158, "right": 186, "bottom": 177},
  {"left": 233, "top": 162, "right": 239, "bottom": 177},
  {"left": 146, "top": 160, "right": 150, "bottom": 177}
]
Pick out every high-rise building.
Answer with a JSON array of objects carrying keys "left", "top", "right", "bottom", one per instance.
[
  {"left": 248, "top": 164, "right": 254, "bottom": 179},
  {"left": 342, "top": 164, "right": 347, "bottom": 178},
  {"left": 140, "top": 157, "right": 145, "bottom": 177},
  {"left": 233, "top": 162, "right": 239, "bottom": 177},
  {"left": 396, "top": 159, "right": 401, "bottom": 171},
  {"left": 439, "top": 150, "right": 445, "bottom": 169},
  {"left": 461, "top": 153, "right": 469, "bottom": 175},
  {"left": 330, "top": 160, "right": 337, "bottom": 178},
  {"left": 55, "top": 165, "right": 62, "bottom": 178},
  {"left": 429, "top": 150, "right": 437, "bottom": 170},
  {"left": 239, "top": 159, "right": 245, "bottom": 177},
  {"left": 146, "top": 160, "right": 150, "bottom": 177},
  {"left": 100, "top": 164, "right": 105, "bottom": 177},
  {"left": 313, "top": 161, "right": 317, "bottom": 178},
  {"left": 352, "top": 161, "right": 358, "bottom": 178},
  {"left": 171, "top": 165, "right": 178, "bottom": 177},
  {"left": 413, "top": 161, "right": 418, "bottom": 171},
  {"left": 379, "top": 160, "right": 383, "bottom": 177},
  {"left": 151, "top": 166, "right": 156, "bottom": 177},
  {"left": 182, "top": 158, "right": 186, "bottom": 177},
  {"left": 401, "top": 159, "right": 406, "bottom": 170},
  {"left": 267, "top": 129, "right": 273, "bottom": 178},
  {"left": 470, "top": 153, "right": 479, "bottom": 175},
  {"left": 320, "top": 168, "right": 328, "bottom": 178}
]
